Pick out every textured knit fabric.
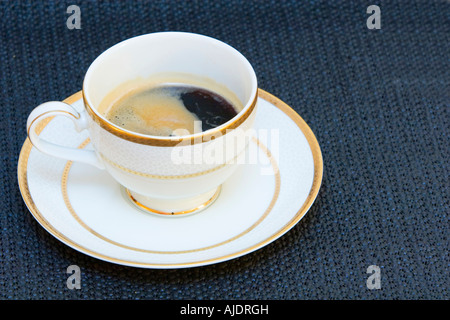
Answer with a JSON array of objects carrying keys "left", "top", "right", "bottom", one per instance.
[{"left": 0, "top": 0, "right": 448, "bottom": 299}]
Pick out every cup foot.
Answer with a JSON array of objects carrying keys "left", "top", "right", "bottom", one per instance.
[{"left": 124, "top": 186, "right": 222, "bottom": 217}]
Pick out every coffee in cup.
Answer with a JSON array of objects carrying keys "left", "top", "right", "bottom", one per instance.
[{"left": 100, "top": 74, "right": 244, "bottom": 137}]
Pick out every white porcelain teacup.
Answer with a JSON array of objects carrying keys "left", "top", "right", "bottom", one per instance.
[{"left": 27, "top": 32, "right": 258, "bottom": 216}]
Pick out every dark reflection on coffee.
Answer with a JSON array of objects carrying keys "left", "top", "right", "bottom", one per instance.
[{"left": 105, "top": 85, "right": 239, "bottom": 136}]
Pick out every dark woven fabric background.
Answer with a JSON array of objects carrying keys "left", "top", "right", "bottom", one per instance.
[{"left": 0, "top": 0, "right": 448, "bottom": 300}]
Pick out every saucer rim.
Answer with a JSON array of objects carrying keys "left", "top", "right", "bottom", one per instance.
[{"left": 17, "top": 89, "right": 323, "bottom": 268}]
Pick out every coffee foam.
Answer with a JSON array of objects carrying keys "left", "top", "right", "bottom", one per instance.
[
  {"left": 98, "top": 73, "right": 244, "bottom": 136},
  {"left": 105, "top": 86, "right": 200, "bottom": 136},
  {"left": 98, "top": 73, "right": 244, "bottom": 115}
]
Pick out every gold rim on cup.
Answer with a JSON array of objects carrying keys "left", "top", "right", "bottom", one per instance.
[{"left": 82, "top": 90, "right": 258, "bottom": 147}]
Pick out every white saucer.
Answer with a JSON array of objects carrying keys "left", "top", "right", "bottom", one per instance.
[{"left": 18, "top": 89, "right": 323, "bottom": 269}]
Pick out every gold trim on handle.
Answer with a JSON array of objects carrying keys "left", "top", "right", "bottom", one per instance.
[{"left": 27, "top": 109, "right": 80, "bottom": 137}]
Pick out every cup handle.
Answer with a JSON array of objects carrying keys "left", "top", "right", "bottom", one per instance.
[{"left": 26, "top": 101, "right": 105, "bottom": 169}]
